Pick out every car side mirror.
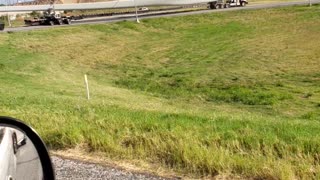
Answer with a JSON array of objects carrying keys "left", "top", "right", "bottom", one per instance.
[{"left": 0, "top": 116, "right": 55, "bottom": 180}]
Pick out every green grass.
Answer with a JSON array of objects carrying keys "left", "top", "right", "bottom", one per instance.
[
  {"left": 2, "top": 0, "right": 304, "bottom": 28},
  {"left": 1, "top": 4, "right": 320, "bottom": 179}
]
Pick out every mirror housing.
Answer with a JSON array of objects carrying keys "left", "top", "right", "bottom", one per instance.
[{"left": 0, "top": 116, "right": 55, "bottom": 180}]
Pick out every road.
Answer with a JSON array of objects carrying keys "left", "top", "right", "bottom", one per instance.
[
  {"left": 1, "top": 0, "right": 320, "bottom": 33},
  {"left": 52, "top": 156, "right": 174, "bottom": 180}
]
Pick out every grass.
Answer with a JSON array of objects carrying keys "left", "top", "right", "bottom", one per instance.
[
  {"left": 1, "top": 4, "right": 320, "bottom": 179},
  {"left": 1, "top": 0, "right": 305, "bottom": 28}
]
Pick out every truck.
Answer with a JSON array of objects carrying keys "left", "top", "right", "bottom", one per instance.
[
  {"left": 24, "top": 8, "right": 72, "bottom": 26},
  {"left": 208, "top": 0, "right": 248, "bottom": 9}
]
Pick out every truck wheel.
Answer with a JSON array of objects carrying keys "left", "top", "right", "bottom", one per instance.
[
  {"left": 58, "top": 20, "right": 62, "bottom": 25},
  {"left": 49, "top": 21, "right": 54, "bottom": 26},
  {"left": 219, "top": 4, "right": 223, "bottom": 8},
  {"left": 66, "top": 19, "right": 71, "bottom": 25},
  {"left": 241, "top": 2, "right": 247, "bottom": 6},
  {"left": 224, "top": 4, "right": 230, "bottom": 8}
]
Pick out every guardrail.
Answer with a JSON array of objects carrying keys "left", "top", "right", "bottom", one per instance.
[{"left": 0, "top": 0, "right": 213, "bottom": 12}]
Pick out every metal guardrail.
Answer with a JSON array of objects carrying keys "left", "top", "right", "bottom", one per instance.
[{"left": 0, "top": 0, "right": 213, "bottom": 12}]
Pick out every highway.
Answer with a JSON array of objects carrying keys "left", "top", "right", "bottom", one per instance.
[{"left": 1, "top": 0, "right": 320, "bottom": 33}]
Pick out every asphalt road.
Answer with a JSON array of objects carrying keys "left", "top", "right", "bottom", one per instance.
[{"left": 1, "top": 0, "right": 320, "bottom": 33}]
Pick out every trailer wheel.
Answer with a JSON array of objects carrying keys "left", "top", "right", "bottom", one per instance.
[
  {"left": 49, "top": 21, "right": 54, "bottom": 26},
  {"left": 58, "top": 20, "right": 62, "bottom": 25},
  {"left": 224, "top": 4, "right": 230, "bottom": 8},
  {"left": 218, "top": 4, "right": 223, "bottom": 8},
  {"left": 241, "top": 1, "right": 247, "bottom": 6},
  {"left": 66, "top": 19, "right": 71, "bottom": 25}
]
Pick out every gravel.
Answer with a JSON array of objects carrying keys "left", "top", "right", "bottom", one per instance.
[{"left": 52, "top": 156, "right": 174, "bottom": 180}]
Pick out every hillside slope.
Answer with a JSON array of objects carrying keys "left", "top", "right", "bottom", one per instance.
[{"left": 0, "top": 5, "right": 319, "bottom": 179}]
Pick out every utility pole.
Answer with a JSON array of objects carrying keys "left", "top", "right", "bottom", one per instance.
[
  {"left": 7, "top": 14, "right": 11, "bottom": 27},
  {"left": 6, "top": 0, "right": 11, "bottom": 27},
  {"left": 133, "top": 0, "right": 140, "bottom": 23}
]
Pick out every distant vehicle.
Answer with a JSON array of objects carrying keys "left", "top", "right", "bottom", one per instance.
[
  {"left": 0, "top": 128, "right": 18, "bottom": 180},
  {"left": 138, "top": 7, "right": 149, "bottom": 12},
  {"left": 208, "top": 0, "right": 248, "bottom": 9},
  {"left": 25, "top": 8, "right": 72, "bottom": 26}
]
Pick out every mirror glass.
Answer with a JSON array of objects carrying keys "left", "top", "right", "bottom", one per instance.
[{"left": 0, "top": 125, "right": 43, "bottom": 180}]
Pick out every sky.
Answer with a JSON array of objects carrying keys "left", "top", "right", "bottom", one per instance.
[{"left": 0, "top": 0, "right": 34, "bottom": 5}]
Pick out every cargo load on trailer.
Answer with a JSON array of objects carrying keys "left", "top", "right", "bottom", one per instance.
[{"left": 24, "top": 8, "right": 72, "bottom": 26}]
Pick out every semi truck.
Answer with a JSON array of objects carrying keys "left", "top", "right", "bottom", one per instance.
[{"left": 24, "top": 8, "right": 72, "bottom": 26}]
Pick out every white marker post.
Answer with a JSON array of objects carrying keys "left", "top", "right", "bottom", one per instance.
[{"left": 84, "top": 74, "right": 90, "bottom": 100}]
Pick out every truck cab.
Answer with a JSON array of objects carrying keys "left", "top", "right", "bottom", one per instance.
[{"left": 228, "top": 0, "right": 248, "bottom": 7}]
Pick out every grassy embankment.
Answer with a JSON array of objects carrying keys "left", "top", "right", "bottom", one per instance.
[
  {"left": 1, "top": 4, "right": 320, "bottom": 179},
  {"left": 1, "top": 0, "right": 301, "bottom": 27}
]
